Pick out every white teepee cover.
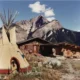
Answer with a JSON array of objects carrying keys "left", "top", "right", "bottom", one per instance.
[{"left": 0, "top": 27, "right": 29, "bottom": 74}]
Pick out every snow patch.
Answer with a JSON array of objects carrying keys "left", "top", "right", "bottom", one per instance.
[
  {"left": 62, "top": 29, "right": 64, "bottom": 32},
  {"left": 50, "top": 38, "right": 52, "bottom": 41},
  {"left": 53, "top": 30, "right": 56, "bottom": 33},
  {"left": 48, "top": 31, "right": 53, "bottom": 37},
  {"left": 44, "top": 35, "right": 46, "bottom": 39},
  {"left": 67, "top": 31, "right": 69, "bottom": 33}
]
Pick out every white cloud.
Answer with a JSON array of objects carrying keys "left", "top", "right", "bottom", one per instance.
[
  {"left": 29, "top": 1, "right": 55, "bottom": 21},
  {"left": 44, "top": 8, "right": 55, "bottom": 17},
  {"left": 29, "top": 1, "right": 46, "bottom": 13},
  {"left": 47, "top": 17, "right": 55, "bottom": 21}
]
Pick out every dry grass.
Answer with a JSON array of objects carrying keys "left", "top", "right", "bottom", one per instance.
[
  {"left": 71, "top": 60, "right": 80, "bottom": 71},
  {"left": 9, "top": 54, "right": 61, "bottom": 80},
  {"left": 9, "top": 54, "right": 80, "bottom": 80}
]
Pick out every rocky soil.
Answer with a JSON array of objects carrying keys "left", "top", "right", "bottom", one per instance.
[{"left": 8, "top": 54, "right": 80, "bottom": 80}]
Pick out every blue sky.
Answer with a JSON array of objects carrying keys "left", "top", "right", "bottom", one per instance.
[{"left": 0, "top": 0, "right": 80, "bottom": 31}]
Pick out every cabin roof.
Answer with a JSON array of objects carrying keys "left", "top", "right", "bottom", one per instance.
[
  {"left": 55, "top": 42, "right": 80, "bottom": 51},
  {"left": 17, "top": 38, "right": 80, "bottom": 51},
  {"left": 17, "top": 38, "right": 52, "bottom": 46}
]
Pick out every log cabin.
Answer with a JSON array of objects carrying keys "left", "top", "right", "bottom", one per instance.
[
  {"left": 17, "top": 38, "right": 54, "bottom": 56},
  {"left": 17, "top": 38, "right": 80, "bottom": 58}
]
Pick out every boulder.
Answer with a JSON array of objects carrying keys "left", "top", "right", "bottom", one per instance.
[{"left": 43, "top": 57, "right": 61, "bottom": 68}]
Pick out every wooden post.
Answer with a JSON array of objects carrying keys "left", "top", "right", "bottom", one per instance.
[{"left": 33, "top": 45, "right": 37, "bottom": 53}]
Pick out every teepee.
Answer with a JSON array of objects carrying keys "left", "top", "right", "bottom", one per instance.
[{"left": 0, "top": 10, "right": 30, "bottom": 74}]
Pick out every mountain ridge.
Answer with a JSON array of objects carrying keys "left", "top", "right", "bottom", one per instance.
[{"left": 0, "top": 15, "right": 80, "bottom": 46}]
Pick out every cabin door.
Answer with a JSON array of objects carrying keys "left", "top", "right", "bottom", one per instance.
[
  {"left": 33, "top": 45, "right": 39, "bottom": 53},
  {"left": 10, "top": 58, "right": 20, "bottom": 73},
  {"left": 39, "top": 45, "right": 53, "bottom": 56}
]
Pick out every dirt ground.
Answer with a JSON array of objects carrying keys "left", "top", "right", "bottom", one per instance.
[
  {"left": 60, "top": 59, "right": 80, "bottom": 80},
  {"left": 9, "top": 54, "right": 80, "bottom": 80}
]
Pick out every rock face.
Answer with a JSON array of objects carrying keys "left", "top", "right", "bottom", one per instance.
[
  {"left": 0, "top": 15, "right": 80, "bottom": 45},
  {"left": 28, "top": 17, "right": 80, "bottom": 45},
  {"left": 15, "top": 15, "right": 49, "bottom": 42}
]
